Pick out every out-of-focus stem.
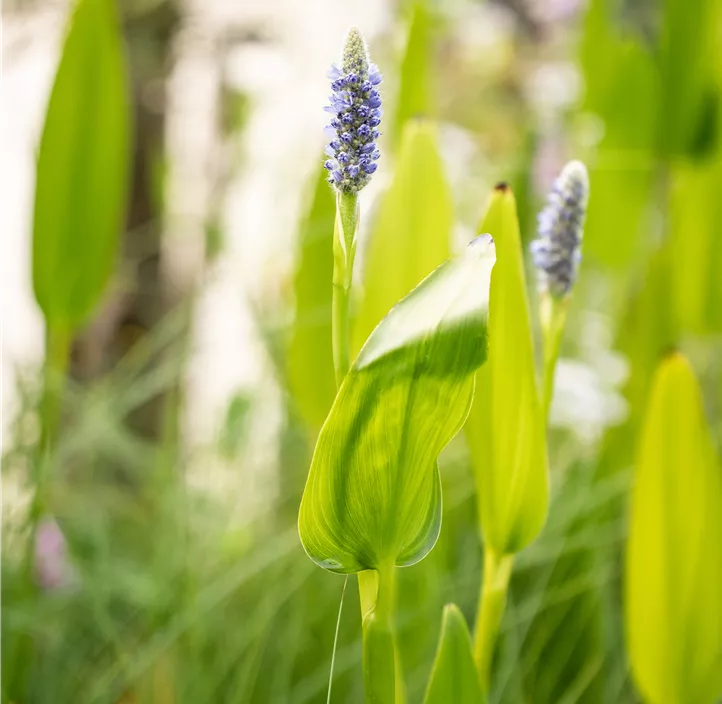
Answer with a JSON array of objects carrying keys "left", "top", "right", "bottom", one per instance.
[
  {"left": 540, "top": 293, "right": 569, "bottom": 425},
  {"left": 473, "top": 548, "right": 514, "bottom": 694},
  {"left": 39, "top": 324, "right": 72, "bottom": 457},
  {"left": 12, "top": 324, "right": 73, "bottom": 700}
]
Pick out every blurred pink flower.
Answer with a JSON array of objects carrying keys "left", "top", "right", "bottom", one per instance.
[{"left": 35, "top": 517, "right": 76, "bottom": 591}]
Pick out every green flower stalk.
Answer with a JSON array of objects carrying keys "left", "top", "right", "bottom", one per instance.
[
  {"left": 531, "top": 160, "right": 589, "bottom": 420},
  {"left": 325, "top": 27, "right": 383, "bottom": 386}
]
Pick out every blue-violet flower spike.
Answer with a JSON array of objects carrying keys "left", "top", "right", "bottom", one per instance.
[
  {"left": 531, "top": 160, "right": 589, "bottom": 298},
  {"left": 323, "top": 27, "right": 382, "bottom": 193}
]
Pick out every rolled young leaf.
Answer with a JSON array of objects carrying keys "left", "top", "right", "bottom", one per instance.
[
  {"left": 466, "top": 184, "right": 548, "bottom": 556},
  {"left": 299, "top": 236, "right": 496, "bottom": 573},
  {"left": 33, "top": 0, "right": 130, "bottom": 329},
  {"left": 424, "top": 604, "right": 485, "bottom": 704},
  {"left": 625, "top": 353, "right": 722, "bottom": 704}
]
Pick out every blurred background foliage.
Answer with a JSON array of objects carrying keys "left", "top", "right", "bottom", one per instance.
[{"left": 2, "top": 0, "right": 721, "bottom": 702}]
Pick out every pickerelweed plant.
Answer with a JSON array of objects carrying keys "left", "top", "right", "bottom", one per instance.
[
  {"left": 298, "top": 28, "right": 592, "bottom": 704},
  {"left": 299, "top": 27, "right": 497, "bottom": 704}
]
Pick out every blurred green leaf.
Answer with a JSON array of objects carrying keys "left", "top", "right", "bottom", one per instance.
[
  {"left": 287, "top": 164, "right": 337, "bottom": 429},
  {"left": 668, "top": 149, "right": 722, "bottom": 334},
  {"left": 32, "top": 0, "right": 130, "bottom": 329},
  {"left": 659, "top": 0, "right": 717, "bottom": 157},
  {"left": 579, "top": 0, "right": 658, "bottom": 269},
  {"left": 466, "top": 185, "right": 548, "bottom": 555},
  {"left": 423, "top": 604, "right": 484, "bottom": 704},
  {"left": 299, "top": 237, "right": 496, "bottom": 573},
  {"left": 353, "top": 119, "right": 452, "bottom": 354},
  {"left": 393, "top": 2, "right": 433, "bottom": 145},
  {"left": 625, "top": 353, "right": 722, "bottom": 704}
]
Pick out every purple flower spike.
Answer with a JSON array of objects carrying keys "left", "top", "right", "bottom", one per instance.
[
  {"left": 531, "top": 160, "right": 589, "bottom": 297},
  {"left": 323, "top": 27, "right": 383, "bottom": 193}
]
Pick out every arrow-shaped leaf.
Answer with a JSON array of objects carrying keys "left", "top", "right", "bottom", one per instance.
[{"left": 299, "top": 236, "right": 496, "bottom": 573}]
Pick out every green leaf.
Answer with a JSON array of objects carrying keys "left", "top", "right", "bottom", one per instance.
[
  {"left": 287, "top": 164, "right": 337, "bottom": 428},
  {"left": 465, "top": 185, "right": 548, "bottom": 555},
  {"left": 32, "top": 0, "right": 130, "bottom": 329},
  {"left": 392, "top": 2, "right": 434, "bottom": 145},
  {"left": 625, "top": 353, "right": 722, "bottom": 704},
  {"left": 353, "top": 119, "right": 452, "bottom": 354},
  {"left": 299, "top": 236, "right": 496, "bottom": 573},
  {"left": 423, "top": 604, "right": 485, "bottom": 704},
  {"left": 659, "top": 0, "right": 717, "bottom": 157},
  {"left": 579, "top": 0, "right": 658, "bottom": 268},
  {"left": 668, "top": 162, "right": 713, "bottom": 333}
]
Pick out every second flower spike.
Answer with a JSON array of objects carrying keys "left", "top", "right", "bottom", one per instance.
[
  {"left": 531, "top": 160, "right": 589, "bottom": 298},
  {"left": 324, "top": 28, "right": 382, "bottom": 193}
]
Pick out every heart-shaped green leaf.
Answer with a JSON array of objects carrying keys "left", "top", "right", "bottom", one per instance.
[
  {"left": 423, "top": 604, "right": 485, "bottom": 704},
  {"left": 299, "top": 236, "right": 496, "bottom": 573},
  {"left": 625, "top": 353, "right": 722, "bottom": 704},
  {"left": 33, "top": 0, "right": 130, "bottom": 329},
  {"left": 466, "top": 185, "right": 548, "bottom": 555}
]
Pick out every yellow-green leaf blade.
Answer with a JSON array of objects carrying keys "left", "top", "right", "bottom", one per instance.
[
  {"left": 625, "top": 353, "right": 722, "bottom": 704},
  {"left": 466, "top": 185, "right": 548, "bottom": 555},
  {"left": 33, "top": 0, "right": 130, "bottom": 329},
  {"left": 299, "top": 237, "right": 496, "bottom": 573},
  {"left": 392, "top": 2, "right": 434, "bottom": 145},
  {"left": 287, "top": 164, "right": 337, "bottom": 429},
  {"left": 423, "top": 604, "right": 485, "bottom": 704},
  {"left": 352, "top": 119, "right": 452, "bottom": 355}
]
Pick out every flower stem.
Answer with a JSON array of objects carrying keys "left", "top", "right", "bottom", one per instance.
[
  {"left": 473, "top": 549, "right": 514, "bottom": 694},
  {"left": 332, "top": 191, "right": 358, "bottom": 387}
]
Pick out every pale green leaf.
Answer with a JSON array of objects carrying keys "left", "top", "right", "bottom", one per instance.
[
  {"left": 352, "top": 119, "right": 452, "bottom": 354},
  {"left": 625, "top": 353, "right": 722, "bottom": 704},
  {"left": 659, "top": 0, "right": 717, "bottom": 157},
  {"left": 299, "top": 236, "right": 496, "bottom": 573},
  {"left": 287, "top": 164, "right": 337, "bottom": 429},
  {"left": 466, "top": 185, "right": 548, "bottom": 555},
  {"left": 579, "top": 0, "right": 658, "bottom": 268},
  {"left": 423, "top": 604, "right": 485, "bottom": 704},
  {"left": 393, "top": 2, "right": 433, "bottom": 145},
  {"left": 33, "top": 0, "right": 130, "bottom": 329},
  {"left": 668, "top": 153, "right": 722, "bottom": 334}
]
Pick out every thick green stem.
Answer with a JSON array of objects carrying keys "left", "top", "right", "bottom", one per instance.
[
  {"left": 332, "top": 284, "right": 350, "bottom": 387},
  {"left": 540, "top": 293, "right": 569, "bottom": 424},
  {"left": 362, "top": 564, "right": 397, "bottom": 704},
  {"left": 473, "top": 549, "right": 514, "bottom": 694},
  {"left": 331, "top": 191, "right": 358, "bottom": 387}
]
